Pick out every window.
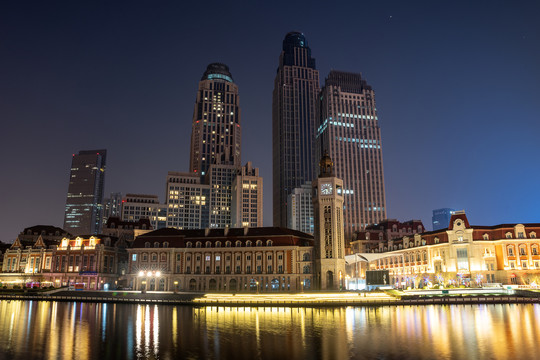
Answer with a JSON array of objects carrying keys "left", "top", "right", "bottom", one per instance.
[
  {"left": 163, "top": 242, "right": 169, "bottom": 248},
  {"left": 256, "top": 240, "right": 262, "bottom": 247},
  {"left": 266, "top": 240, "right": 273, "bottom": 246},
  {"left": 518, "top": 232, "right": 524, "bottom": 239},
  {"left": 522, "top": 261, "right": 528, "bottom": 269},
  {"left": 506, "top": 232, "right": 512, "bottom": 239},
  {"left": 508, "top": 246, "right": 514, "bottom": 256},
  {"left": 532, "top": 247, "right": 538, "bottom": 255},
  {"left": 186, "top": 242, "right": 192, "bottom": 248},
  {"left": 145, "top": 242, "right": 150, "bottom": 248},
  {"left": 246, "top": 241, "right": 252, "bottom": 247},
  {"left": 132, "top": 254, "right": 137, "bottom": 262},
  {"left": 154, "top": 242, "right": 159, "bottom": 248},
  {"left": 520, "top": 247, "right": 526, "bottom": 256}
]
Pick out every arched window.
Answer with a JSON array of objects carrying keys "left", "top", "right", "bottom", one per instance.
[
  {"left": 303, "top": 265, "right": 311, "bottom": 274},
  {"left": 142, "top": 253, "right": 148, "bottom": 262},
  {"left": 154, "top": 242, "right": 159, "bottom": 248},
  {"left": 303, "top": 253, "right": 310, "bottom": 261},
  {"left": 530, "top": 232, "right": 537, "bottom": 239},
  {"left": 215, "top": 241, "right": 222, "bottom": 248},
  {"left": 163, "top": 242, "right": 169, "bottom": 248},
  {"left": 483, "top": 233, "right": 489, "bottom": 240},
  {"left": 196, "top": 242, "right": 202, "bottom": 248},
  {"left": 256, "top": 240, "right": 263, "bottom": 247},
  {"left": 205, "top": 241, "right": 211, "bottom": 248},
  {"left": 507, "top": 246, "right": 514, "bottom": 256},
  {"left": 151, "top": 253, "right": 157, "bottom": 261},
  {"left": 145, "top": 242, "right": 150, "bottom": 248},
  {"left": 532, "top": 245, "right": 539, "bottom": 255},
  {"left": 235, "top": 241, "right": 242, "bottom": 247},
  {"left": 506, "top": 232, "right": 512, "bottom": 239},
  {"left": 226, "top": 241, "right": 231, "bottom": 247},
  {"left": 266, "top": 240, "right": 273, "bottom": 246},
  {"left": 186, "top": 242, "right": 192, "bottom": 248},
  {"left": 246, "top": 241, "right": 252, "bottom": 247},
  {"left": 160, "top": 253, "right": 167, "bottom": 261}
]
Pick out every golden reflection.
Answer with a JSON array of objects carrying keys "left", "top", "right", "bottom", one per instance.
[
  {"left": 153, "top": 305, "right": 159, "bottom": 357},
  {"left": 136, "top": 304, "right": 142, "bottom": 357}
]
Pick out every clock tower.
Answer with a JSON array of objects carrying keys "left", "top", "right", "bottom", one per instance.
[{"left": 313, "top": 151, "right": 346, "bottom": 290}]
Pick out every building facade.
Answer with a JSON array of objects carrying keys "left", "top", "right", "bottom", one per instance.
[
  {"left": 126, "top": 227, "right": 314, "bottom": 292},
  {"left": 63, "top": 149, "right": 107, "bottom": 235},
  {"left": 102, "top": 217, "right": 153, "bottom": 244},
  {"left": 317, "top": 70, "right": 386, "bottom": 239},
  {"left": 121, "top": 193, "right": 167, "bottom": 230},
  {"left": 44, "top": 235, "right": 127, "bottom": 290},
  {"left": 272, "top": 31, "right": 320, "bottom": 227},
  {"left": 287, "top": 182, "right": 314, "bottom": 234},
  {"left": 432, "top": 208, "right": 456, "bottom": 231},
  {"left": 189, "top": 63, "right": 241, "bottom": 177},
  {"left": 231, "top": 162, "right": 263, "bottom": 228},
  {"left": 312, "top": 153, "right": 346, "bottom": 290},
  {"left": 364, "top": 211, "right": 540, "bottom": 287}
]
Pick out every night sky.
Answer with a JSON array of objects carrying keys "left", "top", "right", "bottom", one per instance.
[{"left": 1, "top": 1, "right": 539, "bottom": 242}]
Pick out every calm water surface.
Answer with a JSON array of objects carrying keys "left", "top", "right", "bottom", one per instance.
[{"left": 0, "top": 300, "right": 538, "bottom": 359}]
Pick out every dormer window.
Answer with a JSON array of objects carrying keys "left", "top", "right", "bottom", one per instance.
[
  {"left": 196, "top": 242, "right": 202, "bottom": 248},
  {"left": 205, "top": 241, "right": 211, "bottom": 248},
  {"left": 154, "top": 242, "right": 159, "bottom": 248},
  {"left": 518, "top": 232, "right": 524, "bottom": 239},
  {"left": 256, "top": 240, "right": 263, "bottom": 247},
  {"left": 530, "top": 232, "right": 537, "bottom": 239},
  {"left": 266, "top": 240, "right": 273, "bottom": 246},
  {"left": 225, "top": 241, "right": 231, "bottom": 247},
  {"left": 163, "top": 242, "right": 169, "bottom": 248},
  {"left": 246, "top": 240, "right": 252, "bottom": 247},
  {"left": 506, "top": 232, "right": 512, "bottom": 239},
  {"left": 145, "top": 242, "right": 150, "bottom": 248},
  {"left": 235, "top": 241, "right": 242, "bottom": 247},
  {"left": 483, "top": 233, "right": 489, "bottom": 240},
  {"left": 215, "top": 241, "right": 222, "bottom": 248},
  {"left": 186, "top": 242, "right": 192, "bottom": 248}
]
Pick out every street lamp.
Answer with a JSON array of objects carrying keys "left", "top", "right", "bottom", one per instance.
[{"left": 256, "top": 281, "right": 259, "bottom": 294}]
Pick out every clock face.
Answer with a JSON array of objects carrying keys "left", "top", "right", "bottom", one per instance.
[{"left": 321, "top": 183, "right": 333, "bottom": 195}]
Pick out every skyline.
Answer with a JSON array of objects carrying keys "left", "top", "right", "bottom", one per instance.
[{"left": 1, "top": 1, "right": 539, "bottom": 242}]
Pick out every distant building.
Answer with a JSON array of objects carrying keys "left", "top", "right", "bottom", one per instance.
[
  {"left": 287, "top": 182, "right": 314, "bottom": 234},
  {"left": 165, "top": 172, "right": 210, "bottom": 230},
  {"left": 103, "top": 192, "right": 122, "bottom": 225},
  {"left": 317, "top": 70, "right": 386, "bottom": 239},
  {"left": 121, "top": 194, "right": 167, "bottom": 230},
  {"left": 273, "top": 32, "right": 320, "bottom": 227},
  {"left": 432, "top": 208, "right": 456, "bottom": 230},
  {"left": 231, "top": 162, "right": 263, "bottom": 228},
  {"left": 350, "top": 219, "right": 425, "bottom": 254},
  {"left": 102, "top": 217, "right": 153, "bottom": 244},
  {"left": 63, "top": 150, "right": 107, "bottom": 235},
  {"left": 206, "top": 164, "right": 238, "bottom": 228}
]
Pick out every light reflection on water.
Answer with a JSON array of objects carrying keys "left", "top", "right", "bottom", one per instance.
[{"left": 0, "top": 301, "right": 539, "bottom": 359}]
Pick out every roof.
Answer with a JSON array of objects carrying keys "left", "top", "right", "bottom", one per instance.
[{"left": 133, "top": 227, "right": 314, "bottom": 248}]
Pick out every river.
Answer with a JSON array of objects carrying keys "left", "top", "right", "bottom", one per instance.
[{"left": 0, "top": 300, "right": 538, "bottom": 359}]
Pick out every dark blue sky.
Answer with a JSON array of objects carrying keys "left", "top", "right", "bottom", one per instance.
[{"left": 1, "top": 0, "right": 539, "bottom": 242}]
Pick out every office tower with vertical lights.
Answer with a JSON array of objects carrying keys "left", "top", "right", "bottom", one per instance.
[
  {"left": 316, "top": 70, "right": 386, "bottom": 239},
  {"left": 190, "top": 63, "right": 241, "bottom": 177},
  {"left": 63, "top": 149, "right": 107, "bottom": 235},
  {"left": 272, "top": 32, "right": 320, "bottom": 227},
  {"left": 231, "top": 162, "right": 263, "bottom": 228}
]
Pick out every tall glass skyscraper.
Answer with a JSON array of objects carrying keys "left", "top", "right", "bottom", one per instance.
[
  {"left": 190, "top": 63, "right": 241, "bottom": 176},
  {"left": 317, "top": 71, "right": 386, "bottom": 239},
  {"left": 63, "top": 150, "right": 107, "bottom": 235},
  {"left": 272, "top": 32, "right": 320, "bottom": 227}
]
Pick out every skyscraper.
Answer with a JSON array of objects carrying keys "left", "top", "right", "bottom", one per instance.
[
  {"left": 190, "top": 63, "right": 241, "bottom": 176},
  {"left": 287, "top": 182, "right": 314, "bottom": 234},
  {"left": 317, "top": 70, "right": 387, "bottom": 238},
  {"left": 272, "top": 32, "right": 320, "bottom": 227},
  {"left": 63, "top": 150, "right": 107, "bottom": 235}
]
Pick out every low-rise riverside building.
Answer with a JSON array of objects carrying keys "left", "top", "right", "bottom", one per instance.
[
  {"left": 127, "top": 227, "right": 314, "bottom": 292},
  {"left": 43, "top": 235, "right": 128, "bottom": 290},
  {"left": 359, "top": 211, "right": 540, "bottom": 288}
]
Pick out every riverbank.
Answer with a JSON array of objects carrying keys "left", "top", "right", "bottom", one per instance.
[{"left": 1, "top": 289, "right": 539, "bottom": 307}]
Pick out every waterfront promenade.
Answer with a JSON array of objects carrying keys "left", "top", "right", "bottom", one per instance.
[{"left": 1, "top": 289, "right": 539, "bottom": 307}]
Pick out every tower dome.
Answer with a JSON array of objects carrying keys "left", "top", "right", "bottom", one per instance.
[{"left": 319, "top": 151, "right": 334, "bottom": 178}]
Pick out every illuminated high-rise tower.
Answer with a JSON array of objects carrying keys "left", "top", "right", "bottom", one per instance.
[
  {"left": 190, "top": 63, "right": 241, "bottom": 176},
  {"left": 63, "top": 150, "right": 107, "bottom": 235},
  {"left": 316, "top": 70, "right": 387, "bottom": 239},
  {"left": 272, "top": 32, "right": 320, "bottom": 227}
]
